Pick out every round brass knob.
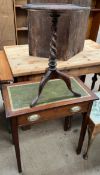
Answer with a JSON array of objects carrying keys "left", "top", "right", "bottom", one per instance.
[
  {"left": 28, "top": 114, "right": 40, "bottom": 122},
  {"left": 70, "top": 106, "right": 81, "bottom": 113}
]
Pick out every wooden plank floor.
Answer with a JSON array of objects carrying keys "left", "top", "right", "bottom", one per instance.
[{"left": 4, "top": 40, "right": 100, "bottom": 77}]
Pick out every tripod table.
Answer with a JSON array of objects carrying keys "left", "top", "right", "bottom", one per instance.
[{"left": 23, "top": 3, "right": 90, "bottom": 107}]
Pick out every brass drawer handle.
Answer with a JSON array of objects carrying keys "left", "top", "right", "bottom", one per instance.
[
  {"left": 70, "top": 106, "right": 81, "bottom": 113},
  {"left": 27, "top": 114, "right": 40, "bottom": 122}
]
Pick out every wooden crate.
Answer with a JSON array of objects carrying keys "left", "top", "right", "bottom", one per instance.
[{"left": 28, "top": 0, "right": 91, "bottom": 61}]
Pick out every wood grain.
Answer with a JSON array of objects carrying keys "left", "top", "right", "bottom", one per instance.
[
  {"left": 28, "top": 0, "right": 90, "bottom": 60},
  {"left": 0, "top": 51, "right": 13, "bottom": 83},
  {"left": 17, "top": 102, "right": 89, "bottom": 126},
  {"left": 4, "top": 40, "right": 100, "bottom": 77},
  {"left": 0, "top": 0, "right": 16, "bottom": 50}
]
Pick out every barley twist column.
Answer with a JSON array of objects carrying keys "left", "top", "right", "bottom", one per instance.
[
  {"left": 48, "top": 13, "right": 60, "bottom": 71},
  {"left": 22, "top": 3, "right": 86, "bottom": 107}
]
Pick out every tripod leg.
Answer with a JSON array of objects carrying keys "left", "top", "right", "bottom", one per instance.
[
  {"left": 30, "top": 70, "right": 52, "bottom": 107},
  {"left": 56, "top": 70, "right": 81, "bottom": 97}
]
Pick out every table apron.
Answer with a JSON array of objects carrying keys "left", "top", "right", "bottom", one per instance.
[{"left": 17, "top": 101, "right": 90, "bottom": 127}]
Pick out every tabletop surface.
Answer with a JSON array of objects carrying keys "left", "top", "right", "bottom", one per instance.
[
  {"left": 2, "top": 77, "right": 97, "bottom": 117},
  {"left": 23, "top": 3, "right": 90, "bottom": 11},
  {"left": 4, "top": 40, "right": 100, "bottom": 77},
  {"left": 7, "top": 78, "right": 89, "bottom": 111}
]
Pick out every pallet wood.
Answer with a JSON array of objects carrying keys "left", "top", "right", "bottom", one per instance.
[
  {"left": 4, "top": 40, "right": 100, "bottom": 78},
  {"left": 0, "top": 0, "right": 16, "bottom": 50},
  {"left": 28, "top": 0, "right": 91, "bottom": 60},
  {"left": 0, "top": 51, "right": 13, "bottom": 83}
]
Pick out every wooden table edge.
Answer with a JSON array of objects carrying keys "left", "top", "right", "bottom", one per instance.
[{"left": 2, "top": 77, "right": 98, "bottom": 118}]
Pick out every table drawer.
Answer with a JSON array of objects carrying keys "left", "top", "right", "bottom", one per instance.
[{"left": 18, "top": 102, "right": 89, "bottom": 126}]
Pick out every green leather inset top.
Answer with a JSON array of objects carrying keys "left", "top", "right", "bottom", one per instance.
[{"left": 8, "top": 78, "right": 89, "bottom": 111}]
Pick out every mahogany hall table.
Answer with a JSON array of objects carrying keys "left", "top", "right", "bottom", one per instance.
[{"left": 2, "top": 77, "right": 97, "bottom": 173}]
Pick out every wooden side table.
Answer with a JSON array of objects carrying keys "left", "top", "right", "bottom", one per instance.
[
  {"left": 2, "top": 77, "right": 97, "bottom": 173},
  {"left": 3, "top": 40, "right": 100, "bottom": 82}
]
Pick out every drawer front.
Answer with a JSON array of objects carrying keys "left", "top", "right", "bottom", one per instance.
[{"left": 18, "top": 102, "right": 89, "bottom": 126}]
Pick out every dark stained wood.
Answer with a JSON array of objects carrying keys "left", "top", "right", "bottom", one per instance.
[
  {"left": 89, "top": 1, "right": 100, "bottom": 41},
  {"left": 22, "top": 2, "right": 89, "bottom": 106},
  {"left": 2, "top": 77, "right": 98, "bottom": 118},
  {"left": 30, "top": 68, "right": 81, "bottom": 107},
  {"left": 64, "top": 116, "right": 72, "bottom": 131},
  {"left": 27, "top": 0, "right": 91, "bottom": 60},
  {"left": 76, "top": 102, "right": 93, "bottom": 154},
  {"left": 11, "top": 117, "right": 22, "bottom": 173},
  {"left": 83, "top": 117, "right": 96, "bottom": 159},
  {"left": 17, "top": 102, "right": 89, "bottom": 126},
  {"left": 76, "top": 112, "right": 89, "bottom": 154},
  {"left": 91, "top": 73, "right": 98, "bottom": 90},
  {"left": 79, "top": 75, "right": 86, "bottom": 83},
  {"left": 89, "top": 12, "right": 100, "bottom": 41},
  {"left": 21, "top": 125, "right": 31, "bottom": 130},
  {"left": 83, "top": 92, "right": 100, "bottom": 159},
  {"left": 2, "top": 77, "right": 97, "bottom": 172}
]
